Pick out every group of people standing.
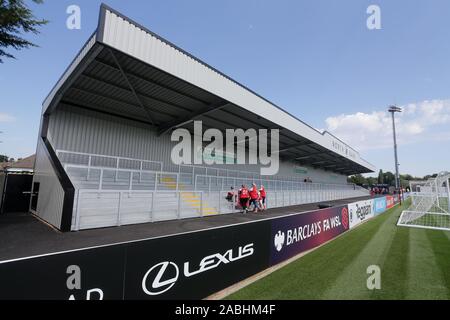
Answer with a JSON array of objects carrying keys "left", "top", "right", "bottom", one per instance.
[
  {"left": 226, "top": 183, "right": 267, "bottom": 214},
  {"left": 370, "top": 187, "right": 389, "bottom": 196}
]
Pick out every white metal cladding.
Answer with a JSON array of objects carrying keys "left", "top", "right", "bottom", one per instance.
[
  {"left": 99, "top": 7, "right": 375, "bottom": 172},
  {"left": 42, "top": 33, "right": 97, "bottom": 114},
  {"left": 48, "top": 105, "right": 349, "bottom": 184},
  {"left": 32, "top": 140, "right": 65, "bottom": 228},
  {"left": 48, "top": 105, "right": 179, "bottom": 172}
]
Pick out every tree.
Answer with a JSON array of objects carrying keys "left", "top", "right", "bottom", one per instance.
[
  {"left": 366, "top": 177, "right": 377, "bottom": 186},
  {"left": 348, "top": 174, "right": 366, "bottom": 186},
  {"left": 400, "top": 174, "right": 413, "bottom": 181},
  {"left": 383, "top": 171, "right": 395, "bottom": 186},
  {"left": 0, "top": 0, "right": 48, "bottom": 63},
  {"left": 377, "top": 169, "right": 384, "bottom": 184},
  {"left": 0, "top": 154, "right": 8, "bottom": 162}
]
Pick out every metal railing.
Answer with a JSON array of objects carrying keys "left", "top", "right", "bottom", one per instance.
[
  {"left": 73, "top": 187, "right": 368, "bottom": 230},
  {"left": 74, "top": 189, "right": 246, "bottom": 230},
  {"left": 64, "top": 164, "right": 180, "bottom": 191},
  {"left": 194, "top": 173, "right": 363, "bottom": 193},
  {"left": 56, "top": 149, "right": 164, "bottom": 174},
  {"left": 56, "top": 150, "right": 369, "bottom": 230},
  {"left": 57, "top": 149, "right": 364, "bottom": 191},
  {"left": 64, "top": 162, "right": 366, "bottom": 196},
  {"left": 177, "top": 163, "right": 361, "bottom": 188}
]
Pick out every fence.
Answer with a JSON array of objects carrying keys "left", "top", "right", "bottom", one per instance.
[{"left": 55, "top": 150, "right": 369, "bottom": 230}]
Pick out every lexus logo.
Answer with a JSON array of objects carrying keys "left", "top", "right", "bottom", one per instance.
[
  {"left": 142, "top": 261, "right": 179, "bottom": 296},
  {"left": 141, "top": 243, "right": 254, "bottom": 296}
]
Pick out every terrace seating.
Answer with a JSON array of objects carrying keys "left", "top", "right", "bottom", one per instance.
[{"left": 57, "top": 150, "right": 369, "bottom": 230}]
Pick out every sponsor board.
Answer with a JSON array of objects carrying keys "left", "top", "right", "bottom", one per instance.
[
  {"left": 373, "top": 197, "right": 387, "bottom": 215},
  {"left": 270, "top": 206, "right": 349, "bottom": 265},
  {"left": 393, "top": 194, "right": 400, "bottom": 204},
  {"left": 0, "top": 245, "right": 127, "bottom": 300},
  {"left": 386, "top": 195, "right": 394, "bottom": 209},
  {"left": 0, "top": 221, "right": 270, "bottom": 300},
  {"left": 124, "top": 222, "right": 270, "bottom": 299},
  {"left": 1, "top": 203, "right": 380, "bottom": 299},
  {"left": 348, "top": 199, "right": 374, "bottom": 229}
]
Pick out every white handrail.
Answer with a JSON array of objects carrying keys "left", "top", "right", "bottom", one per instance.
[
  {"left": 56, "top": 149, "right": 164, "bottom": 171},
  {"left": 194, "top": 174, "right": 359, "bottom": 192},
  {"left": 65, "top": 164, "right": 180, "bottom": 191},
  {"left": 57, "top": 149, "right": 360, "bottom": 189},
  {"left": 64, "top": 164, "right": 175, "bottom": 176},
  {"left": 58, "top": 150, "right": 364, "bottom": 194}
]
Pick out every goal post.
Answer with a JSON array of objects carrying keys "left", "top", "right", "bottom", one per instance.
[{"left": 398, "top": 172, "right": 450, "bottom": 231}]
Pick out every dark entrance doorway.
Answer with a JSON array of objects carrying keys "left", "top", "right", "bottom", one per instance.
[
  {"left": 30, "top": 182, "right": 39, "bottom": 212},
  {"left": 1, "top": 173, "right": 33, "bottom": 214}
]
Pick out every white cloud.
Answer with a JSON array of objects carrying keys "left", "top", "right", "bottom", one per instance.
[
  {"left": 324, "top": 99, "right": 450, "bottom": 151},
  {"left": 0, "top": 113, "right": 15, "bottom": 122}
]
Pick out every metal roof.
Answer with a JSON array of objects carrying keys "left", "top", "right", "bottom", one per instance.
[{"left": 42, "top": 4, "right": 375, "bottom": 175}]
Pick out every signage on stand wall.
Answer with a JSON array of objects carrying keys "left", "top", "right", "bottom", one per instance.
[{"left": 293, "top": 166, "right": 308, "bottom": 174}]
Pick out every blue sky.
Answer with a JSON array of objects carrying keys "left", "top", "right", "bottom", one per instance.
[{"left": 1, "top": 0, "right": 450, "bottom": 177}]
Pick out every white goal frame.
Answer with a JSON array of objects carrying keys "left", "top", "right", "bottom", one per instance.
[{"left": 398, "top": 171, "right": 450, "bottom": 231}]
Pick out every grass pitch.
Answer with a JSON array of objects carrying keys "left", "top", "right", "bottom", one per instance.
[{"left": 226, "top": 199, "right": 450, "bottom": 299}]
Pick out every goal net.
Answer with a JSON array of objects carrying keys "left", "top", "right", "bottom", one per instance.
[{"left": 398, "top": 172, "right": 450, "bottom": 231}]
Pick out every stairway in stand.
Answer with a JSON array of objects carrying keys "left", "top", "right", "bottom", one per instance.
[{"left": 160, "top": 176, "right": 219, "bottom": 216}]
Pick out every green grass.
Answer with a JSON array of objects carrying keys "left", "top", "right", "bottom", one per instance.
[
  {"left": 226, "top": 199, "right": 450, "bottom": 300},
  {"left": 405, "top": 212, "right": 450, "bottom": 229}
]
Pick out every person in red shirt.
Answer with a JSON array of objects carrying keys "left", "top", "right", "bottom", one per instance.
[
  {"left": 259, "top": 185, "right": 267, "bottom": 210},
  {"left": 238, "top": 184, "right": 250, "bottom": 214},
  {"left": 249, "top": 183, "right": 260, "bottom": 213}
]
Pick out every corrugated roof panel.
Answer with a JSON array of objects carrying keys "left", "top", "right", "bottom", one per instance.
[
  {"left": 118, "top": 53, "right": 218, "bottom": 104},
  {"left": 64, "top": 89, "right": 147, "bottom": 119},
  {"left": 129, "top": 77, "right": 200, "bottom": 112},
  {"left": 98, "top": 6, "right": 374, "bottom": 172},
  {"left": 42, "top": 5, "right": 374, "bottom": 175},
  {"left": 66, "top": 68, "right": 190, "bottom": 123}
]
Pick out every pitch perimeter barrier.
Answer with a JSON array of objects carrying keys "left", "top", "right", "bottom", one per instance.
[
  {"left": 347, "top": 195, "right": 401, "bottom": 230},
  {"left": 0, "top": 195, "right": 399, "bottom": 299},
  {"left": 270, "top": 206, "right": 349, "bottom": 265},
  {"left": 348, "top": 199, "right": 375, "bottom": 229}
]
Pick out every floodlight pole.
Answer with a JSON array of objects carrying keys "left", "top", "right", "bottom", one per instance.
[{"left": 388, "top": 106, "right": 402, "bottom": 190}]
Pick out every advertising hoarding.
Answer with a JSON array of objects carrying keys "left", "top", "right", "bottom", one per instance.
[
  {"left": 348, "top": 199, "right": 374, "bottom": 229},
  {"left": 373, "top": 197, "right": 387, "bottom": 215},
  {"left": 124, "top": 221, "right": 271, "bottom": 299},
  {"left": 270, "top": 206, "right": 349, "bottom": 266},
  {"left": 386, "top": 195, "right": 394, "bottom": 208},
  {"left": 0, "top": 221, "right": 271, "bottom": 300},
  {"left": 0, "top": 245, "right": 127, "bottom": 300},
  {"left": 2, "top": 201, "right": 398, "bottom": 299}
]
